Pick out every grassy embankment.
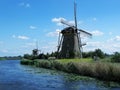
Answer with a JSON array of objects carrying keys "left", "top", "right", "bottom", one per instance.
[
  {"left": 21, "top": 58, "right": 120, "bottom": 82},
  {"left": 0, "top": 57, "right": 5, "bottom": 60}
]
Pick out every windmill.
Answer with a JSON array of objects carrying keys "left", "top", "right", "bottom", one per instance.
[
  {"left": 57, "top": 1, "right": 92, "bottom": 59},
  {"left": 32, "top": 41, "right": 40, "bottom": 56}
]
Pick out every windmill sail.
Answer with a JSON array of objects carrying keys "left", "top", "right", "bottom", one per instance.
[
  {"left": 78, "top": 29, "right": 92, "bottom": 38},
  {"left": 74, "top": 1, "right": 77, "bottom": 28},
  {"left": 61, "top": 19, "right": 74, "bottom": 27}
]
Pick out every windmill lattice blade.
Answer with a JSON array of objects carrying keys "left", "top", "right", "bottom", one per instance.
[
  {"left": 78, "top": 29, "right": 92, "bottom": 37},
  {"left": 74, "top": 1, "right": 77, "bottom": 28},
  {"left": 61, "top": 19, "right": 74, "bottom": 27}
]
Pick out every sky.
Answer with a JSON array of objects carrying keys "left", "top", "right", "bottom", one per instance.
[{"left": 0, "top": 0, "right": 120, "bottom": 56}]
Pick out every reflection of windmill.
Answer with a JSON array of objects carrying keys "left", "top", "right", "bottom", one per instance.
[
  {"left": 57, "top": 1, "right": 92, "bottom": 59},
  {"left": 32, "top": 41, "right": 40, "bottom": 56}
]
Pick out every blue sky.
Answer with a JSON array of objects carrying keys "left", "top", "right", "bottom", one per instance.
[{"left": 0, "top": 0, "right": 120, "bottom": 56}]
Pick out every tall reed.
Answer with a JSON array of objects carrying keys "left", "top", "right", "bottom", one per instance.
[{"left": 20, "top": 60, "right": 120, "bottom": 82}]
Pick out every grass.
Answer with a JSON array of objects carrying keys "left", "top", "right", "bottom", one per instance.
[
  {"left": 56, "top": 58, "right": 93, "bottom": 63},
  {"left": 20, "top": 59, "right": 34, "bottom": 65},
  {"left": 20, "top": 58, "right": 120, "bottom": 82},
  {"left": 0, "top": 57, "right": 5, "bottom": 60}
]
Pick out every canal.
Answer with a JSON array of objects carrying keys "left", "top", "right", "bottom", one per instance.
[{"left": 0, "top": 60, "right": 119, "bottom": 90}]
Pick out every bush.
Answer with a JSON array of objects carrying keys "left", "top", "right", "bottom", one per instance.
[
  {"left": 76, "top": 63, "right": 93, "bottom": 76},
  {"left": 36, "top": 60, "right": 51, "bottom": 69},
  {"left": 52, "top": 61, "right": 65, "bottom": 71},
  {"left": 111, "top": 52, "right": 120, "bottom": 62},
  {"left": 94, "top": 62, "right": 112, "bottom": 79},
  {"left": 20, "top": 60, "right": 34, "bottom": 65},
  {"left": 66, "top": 62, "right": 78, "bottom": 73}
]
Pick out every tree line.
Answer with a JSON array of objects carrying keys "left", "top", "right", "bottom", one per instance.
[
  {"left": 0, "top": 56, "right": 22, "bottom": 60},
  {"left": 23, "top": 48, "right": 120, "bottom": 63}
]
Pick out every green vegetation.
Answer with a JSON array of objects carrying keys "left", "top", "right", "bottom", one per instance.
[
  {"left": 56, "top": 58, "right": 93, "bottom": 63},
  {"left": 21, "top": 48, "right": 120, "bottom": 82},
  {"left": 20, "top": 59, "right": 34, "bottom": 65},
  {"left": 111, "top": 52, "right": 120, "bottom": 62},
  {"left": 23, "top": 52, "right": 57, "bottom": 60},
  {"left": 0, "top": 56, "right": 22, "bottom": 60},
  {"left": 21, "top": 59, "right": 120, "bottom": 82},
  {"left": 82, "top": 49, "right": 106, "bottom": 59},
  {"left": 0, "top": 57, "right": 5, "bottom": 60},
  {"left": 23, "top": 48, "right": 110, "bottom": 61}
]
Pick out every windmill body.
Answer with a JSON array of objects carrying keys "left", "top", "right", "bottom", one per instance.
[
  {"left": 32, "top": 41, "right": 40, "bottom": 56},
  {"left": 32, "top": 49, "right": 39, "bottom": 56},
  {"left": 59, "top": 27, "right": 80, "bottom": 58}
]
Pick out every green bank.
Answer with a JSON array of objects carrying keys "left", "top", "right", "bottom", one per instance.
[
  {"left": 0, "top": 57, "right": 5, "bottom": 60},
  {"left": 20, "top": 58, "right": 120, "bottom": 83}
]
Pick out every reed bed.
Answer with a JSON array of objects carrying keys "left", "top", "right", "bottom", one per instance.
[{"left": 20, "top": 59, "right": 120, "bottom": 82}]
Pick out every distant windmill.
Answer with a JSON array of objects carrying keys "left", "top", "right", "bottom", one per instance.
[
  {"left": 57, "top": 1, "right": 92, "bottom": 59},
  {"left": 32, "top": 41, "right": 40, "bottom": 56}
]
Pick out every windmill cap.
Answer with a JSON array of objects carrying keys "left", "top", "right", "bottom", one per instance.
[{"left": 61, "top": 27, "right": 76, "bottom": 34}]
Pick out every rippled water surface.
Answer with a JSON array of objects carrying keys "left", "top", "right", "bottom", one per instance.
[{"left": 0, "top": 60, "right": 120, "bottom": 90}]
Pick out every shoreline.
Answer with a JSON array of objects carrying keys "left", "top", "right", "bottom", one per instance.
[{"left": 20, "top": 59, "right": 120, "bottom": 83}]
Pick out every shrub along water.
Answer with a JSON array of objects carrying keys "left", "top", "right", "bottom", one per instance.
[{"left": 20, "top": 59, "right": 120, "bottom": 82}]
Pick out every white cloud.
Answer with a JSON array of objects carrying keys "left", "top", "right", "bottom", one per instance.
[
  {"left": 52, "top": 17, "right": 74, "bottom": 26},
  {"left": 12, "top": 35, "right": 29, "bottom": 40},
  {"left": 19, "top": 2, "right": 30, "bottom": 8},
  {"left": 113, "top": 43, "right": 120, "bottom": 48},
  {"left": 114, "top": 36, "right": 120, "bottom": 41},
  {"left": 87, "top": 41, "right": 103, "bottom": 47},
  {"left": 84, "top": 41, "right": 104, "bottom": 52},
  {"left": 68, "top": 21, "right": 75, "bottom": 26},
  {"left": 109, "top": 35, "right": 120, "bottom": 41},
  {"left": 46, "top": 29, "right": 61, "bottom": 37},
  {"left": 91, "top": 30, "right": 104, "bottom": 36},
  {"left": 18, "top": 36, "right": 29, "bottom": 40},
  {"left": 29, "top": 25, "right": 37, "bottom": 30},
  {"left": 83, "top": 39, "right": 120, "bottom": 54},
  {"left": 52, "top": 17, "right": 66, "bottom": 23},
  {"left": 52, "top": 17, "right": 83, "bottom": 27},
  {"left": 52, "top": 17, "right": 66, "bottom": 26}
]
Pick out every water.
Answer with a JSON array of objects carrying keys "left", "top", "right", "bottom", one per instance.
[{"left": 0, "top": 60, "right": 120, "bottom": 90}]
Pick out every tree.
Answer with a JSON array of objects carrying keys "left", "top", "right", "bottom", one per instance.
[
  {"left": 111, "top": 52, "right": 120, "bottom": 62},
  {"left": 93, "top": 49, "right": 105, "bottom": 59},
  {"left": 23, "top": 54, "right": 32, "bottom": 59},
  {"left": 38, "top": 53, "right": 47, "bottom": 59},
  {"left": 83, "top": 51, "right": 94, "bottom": 58}
]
